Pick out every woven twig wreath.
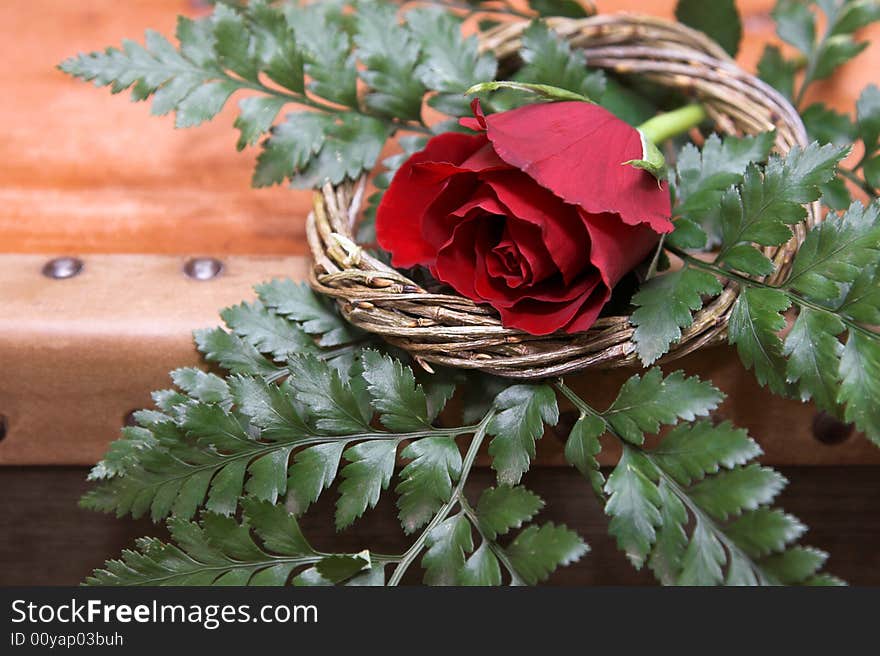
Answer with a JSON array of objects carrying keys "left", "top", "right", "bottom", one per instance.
[{"left": 307, "top": 13, "right": 816, "bottom": 380}]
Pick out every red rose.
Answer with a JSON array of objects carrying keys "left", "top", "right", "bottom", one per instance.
[{"left": 375, "top": 100, "right": 672, "bottom": 335}]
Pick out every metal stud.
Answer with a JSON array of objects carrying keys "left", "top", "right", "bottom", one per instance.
[
  {"left": 42, "top": 257, "right": 84, "bottom": 280},
  {"left": 812, "top": 411, "right": 854, "bottom": 445},
  {"left": 183, "top": 257, "right": 224, "bottom": 281},
  {"left": 123, "top": 410, "right": 139, "bottom": 427},
  {"left": 0, "top": 414, "right": 8, "bottom": 443}
]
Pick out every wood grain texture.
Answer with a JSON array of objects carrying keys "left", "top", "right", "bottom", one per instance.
[
  {"left": 2, "top": 0, "right": 877, "bottom": 255},
  {"left": 0, "top": 254, "right": 308, "bottom": 465},
  {"left": 1, "top": 465, "right": 877, "bottom": 586},
  {"left": 1, "top": 254, "right": 877, "bottom": 466}
]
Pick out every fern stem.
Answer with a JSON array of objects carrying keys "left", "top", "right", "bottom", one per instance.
[
  {"left": 387, "top": 410, "right": 495, "bottom": 586},
  {"left": 554, "top": 381, "right": 774, "bottom": 584},
  {"left": 115, "top": 425, "right": 483, "bottom": 506},
  {"left": 668, "top": 246, "right": 880, "bottom": 342},
  {"left": 458, "top": 495, "right": 525, "bottom": 585},
  {"left": 233, "top": 72, "right": 433, "bottom": 136},
  {"left": 641, "top": 455, "right": 776, "bottom": 585}
]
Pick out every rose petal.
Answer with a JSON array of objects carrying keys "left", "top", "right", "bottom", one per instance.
[
  {"left": 498, "top": 277, "right": 605, "bottom": 335},
  {"left": 482, "top": 170, "right": 588, "bottom": 283},
  {"left": 479, "top": 101, "right": 673, "bottom": 233},
  {"left": 472, "top": 225, "right": 598, "bottom": 310},
  {"left": 376, "top": 131, "right": 486, "bottom": 267},
  {"left": 487, "top": 232, "right": 531, "bottom": 287},
  {"left": 432, "top": 214, "right": 482, "bottom": 298},
  {"left": 505, "top": 219, "right": 555, "bottom": 283},
  {"left": 580, "top": 209, "right": 659, "bottom": 292},
  {"left": 422, "top": 181, "right": 496, "bottom": 247}
]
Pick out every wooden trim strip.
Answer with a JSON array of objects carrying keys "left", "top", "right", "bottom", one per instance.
[{"left": 1, "top": 254, "right": 876, "bottom": 466}]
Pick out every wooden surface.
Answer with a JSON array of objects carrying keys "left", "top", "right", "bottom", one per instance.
[
  {"left": 2, "top": 253, "right": 878, "bottom": 467},
  {"left": 1, "top": 465, "right": 877, "bottom": 586},
  {"left": 0, "top": 255, "right": 307, "bottom": 465},
  {"left": 2, "top": 0, "right": 878, "bottom": 256}
]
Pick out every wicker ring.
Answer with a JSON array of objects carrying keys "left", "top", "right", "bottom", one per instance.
[{"left": 307, "top": 13, "right": 817, "bottom": 380}]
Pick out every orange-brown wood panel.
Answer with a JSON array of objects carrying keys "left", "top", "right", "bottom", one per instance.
[
  {"left": 1, "top": 254, "right": 877, "bottom": 466},
  {"left": 2, "top": 1, "right": 878, "bottom": 256}
]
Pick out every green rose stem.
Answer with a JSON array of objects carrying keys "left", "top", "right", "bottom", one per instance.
[{"left": 637, "top": 103, "right": 708, "bottom": 145}]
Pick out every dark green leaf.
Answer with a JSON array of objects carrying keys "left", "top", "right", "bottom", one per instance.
[
  {"left": 783, "top": 308, "right": 845, "bottom": 412},
  {"left": 563, "top": 414, "right": 606, "bottom": 497},
  {"left": 788, "top": 202, "right": 880, "bottom": 303},
  {"left": 336, "top": 440, "right": 398, "bottom": 530},
  {"left": 865, "top": 156, "right": 880, "bottom": 189},
  {"left": 249, "top": 1, "right": 304, "bottom": 92},
  {"left": 726, "top": 508, "right": 806, "bottom": 558},
  {"left": 857, "top": 84, "right": 880, "bottom": 147},
  {"left": 506, "top": 523, "right": 589, "bottom": 585},
  {"left": 286, "top": 442, "right": 346, "bottom": 515},
  {"left": 314, "top": 552, "right": 371, "bottom": 584},
  {"left": 774, "top": 0, "right": 816, "bottom": 55},
  {"left": 689, "top": 464, "right": 787, "bottom": 520},
  {"left": 813, "top": 34, "right": 867, "bottom": 80},
  {"left": 291, "top": 113, "right": 388, "bottom": 189},
  {"left": 528, "top": 0, "right": 592, "bottom": 18},
  {"left": 604, "top": 447, "right": 662, "bottom": 569},
  {"left": 212, "top": 4, "right": 259, "bottom": 82},
  {"left": 171, "top": 368, "right": 230, "bottom": 406},
  {"left": 288, "top": 355, "right": 372, "bottom": 434},
  {"left": 421, "top": 513, "right": 473, "bottom": 585},
  {"left": 648, "top": 479, "right": 688, "bottom": 584},
  {"left": 757, "top": 45, "right": 797, "bottom": 100},
  {"left": 513, "top": 21, "right": 605, "bottom": 102},
  {"left": 838, "top": 331, "right": 880, "bottom": 446},
  {"left": 396, "top": 437, "right": 462, "bottom": 534},
  {"left": 252, "top": 113, "right": 331, "bottom": 187},
  {"left": 719, "top": 144, "right": 847, "bottom": 264},
  {"left": 475, "top": 485, "right": 545, "bottom": 540},
  {"left": 229, "top": 376, "right": 309, "bottom": 439},
  {"left": 675, "top": 0, "right": 742, "bottom": 57},
  {"left": 86, "top": 502, "right": 320, "bottom": 586},
  {"left": 760, "top": 546, "right": 829, "bottom": 584},
  {"left": 801, "top": 103, "right": 856, "bottom": 146},
  {"left": 605, "top": 369, "right": 724, "bottom": 445},
  {"left": 234, "top": 96, "right": 285, "bottom": 150},
  {"left": 728, "top": 287, "right": 792, "bottom": 394},
  {"left": 487, "top": 384, "right": 559, "bottom": 485},
  {"left": 361, "top": 349, "right": 432, "bottom": 431},
  {"left": 221, "top": 300, "right": 316, "bottom": 361},
  {"left": 406, "top": 7, "right": 497, "bottom": 116},
  {"left": 677, "top": 517, "right": 725, "bottom": 586},
  {"left": 459, "top": 542, "right": 502, "bottom": 586},
  {"left": 256, "top": 279, "right": 363, "bottom": 347},
  {"left": 194, "top": 327, "right": 283, "bottom": 379},
  {"left": 674, "top": 132, "right": 776, "bottom": 223},
  {"left": 285, "top": 3, "right": 358, "bottom": 107},
  {"left": 821, "top": 176, "right": 852, "bottom": 210},
  {"left": 838, "top": 265, "right": 880, "bottom": 324},
  {"left": 355, "top": 2, "right": 425, "bottom": 120},
  {"left": 650, "top": 420, "right": 762, "bottom": 485}
]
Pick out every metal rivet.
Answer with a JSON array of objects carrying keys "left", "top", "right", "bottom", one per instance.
[
  {"left": 123, "top": 410, "right": 139, "bottom": 427},
  {"left": 812, "top": 411, "right": 854, "bottom": 445},
  {"left": 0, "top": 415, "right": 8, "bottom": 443},
  {"left": 183, "top": 257, "right": 224, "bottom": 281},
  {"left": 42, "top": 257, "right": 84, "bottom": 280}
]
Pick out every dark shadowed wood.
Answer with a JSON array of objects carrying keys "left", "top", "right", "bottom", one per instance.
[{"left": 1, "top": 466, "right": 877, "bottom": 586}]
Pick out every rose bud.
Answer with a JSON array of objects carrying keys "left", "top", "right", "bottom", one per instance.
[{"left": 376, "top": 99, "right": 673, "bottom": 335}]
